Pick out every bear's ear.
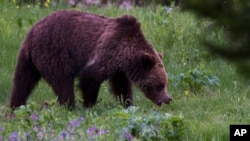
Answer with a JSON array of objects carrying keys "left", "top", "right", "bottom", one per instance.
[
  {"left": 158, "top": 52, "right": 163, "bottom": 60},
  {"left": 117, "top": 15, "right": 141, "bottom": 29},
  {"left": 141, "top": 53, "right": 156, "bottom": 70}
]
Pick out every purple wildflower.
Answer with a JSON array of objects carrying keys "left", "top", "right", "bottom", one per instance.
[
  {"left": 68, "top": 117, "right": 85, "bottom": 130},
  {"left": 49, "top": 123, "right": 55, "bottom": 138},
  {"left": 30, "top": 113, "right": 39, "bottom": 121},
  {"left": 60, "top": 116, "right": 85, "bottom": 140},
  {"left": 58, "top": 132, "right": 67, "bottom": 139},
  {"left": 8, "top": 130, "right": 20, "bottom": 141},
  {"left": 0, "top": 127, "right": 3, "bottom": 140},
  {"left": 33, "top": 126, "right": 38, "bottom": 132},
  {"left": 0, "top": 127, "right": 4, "bottom": 132},
  {"left": 98, "top": 129, "right": 109, "bottom": 135},
  {"left": 123, "top": 133, "right": 133, "bottom": 141},
  {"left": 87, "top": 126, "right": 98, "bottom": 136},
  {"left": 87, "top": 126, "right": 109, "bottom": 138},
  {"left": 69, "top": 121, "right": 79, "bottom": 129},
  {"left": 78, "top": 117, "right": 85, "bottom": 121},
  {"left": 37, "top": 127, "right": 46, "bottom": 140}
]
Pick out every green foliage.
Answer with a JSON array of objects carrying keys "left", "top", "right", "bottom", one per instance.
[
  {"left": 182, "top": 0, "right": 250, "bottom": 77},
  {"left": 169, "top": 66, "right": 220, "bottom": 93},
  {"left": 0, "top": 103, "right": 185, "bottom": 140},
  {"left": 111, "top": 106, "right": 185, "bottom": 140}
]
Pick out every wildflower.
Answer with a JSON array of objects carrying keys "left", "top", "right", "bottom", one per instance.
[
  {"left": 49, "top": 123, "right": 55, "bottom": 138},
  {"left": 184, "top": 89, "right": 189, "bottom": 96},
  {"left": 44, "top": 3, "right": 48, "bottom": 7},
  {"left": 58, "top": 132, "right": 67, "bottom": 139},
  {"left": 37, "top": 127, "right": 46, "bottom": 140},
  {"left": 123, "top": 133, "right": 133, "bottom": 141},
  {"left": 87, "top": 126, "right": 109, "bottom": 138},
  {"left": 30, "top": 113, "right": 39, "bottom": 121},
  {"left": 64, "top": 116, "right": 85, "bottom": 139},
  {"left": 8, "top": 130, "right": 20, "bottom": 141},
  {"left": 68, "top": 117, "right": 84, "bottom": 130},
  {"left": 38, "top": 132, "right": 43, "bottom": 140},
  {"left": 44, "top": 0, "right": 51, "bottom": 8},
  {"left": 87, "top": 126, "right": 98, "bottom": 135},
  {"left": 0, "top": 127, "right": 4, "bottom": 132},
  {"left": 33, "top": 126, "right": 38, "bottom": 132}
]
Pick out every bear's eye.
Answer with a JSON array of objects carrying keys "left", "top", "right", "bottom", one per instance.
[{"left": 157, "top": 84, "right": 165, "bottom": 91}]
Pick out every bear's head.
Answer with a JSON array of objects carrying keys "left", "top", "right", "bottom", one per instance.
[
  {"left": 116, "top": 14, "right": 171, "bottom": 106},
  {"left": 137, "top": 52, "right": 172, "bottom": 106}
]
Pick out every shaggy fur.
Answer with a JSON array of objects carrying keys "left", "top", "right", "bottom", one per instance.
[{"left": 10, "top": 10, "right": 172, "bottom": 109}]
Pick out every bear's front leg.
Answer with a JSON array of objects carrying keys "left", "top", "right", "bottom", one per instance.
[
  {"left": 109, "top": 72, "right": 133, "bottom": 108},
  {"left": 79, "top": 76, "right": 102, "bottom": 108}
]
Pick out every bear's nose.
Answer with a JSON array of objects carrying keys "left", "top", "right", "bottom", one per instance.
[{"left": 168, "top": 97, "right": 172, "bottom": 101}]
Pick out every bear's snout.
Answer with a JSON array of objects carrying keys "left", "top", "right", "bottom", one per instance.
[{"left": 155, "top": 94, "right": 172, "bottom": 106}]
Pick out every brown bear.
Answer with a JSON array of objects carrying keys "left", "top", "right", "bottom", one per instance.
[{"left": 10, "top": 10, "right": 172, "bottom": 109}]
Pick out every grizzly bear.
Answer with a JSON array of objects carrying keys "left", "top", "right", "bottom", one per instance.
[{"left": 10, "top": 10, "right": 172, "bottom": 109}]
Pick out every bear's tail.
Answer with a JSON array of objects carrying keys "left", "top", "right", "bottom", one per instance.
[{"left": 10, "top": 49, "right": 41, "bottom": 109}]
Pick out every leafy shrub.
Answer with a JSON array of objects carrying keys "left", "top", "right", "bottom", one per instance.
[
  {"left": 169, "top": 66, "right": 220, "bottom": 94},
  {"left": 111, "top": 106, "right": 185, "bottom": 141}
]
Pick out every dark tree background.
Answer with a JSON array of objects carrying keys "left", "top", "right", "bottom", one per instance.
[{"left": 181, "top": 0, "right": 250, "bottom": 77}]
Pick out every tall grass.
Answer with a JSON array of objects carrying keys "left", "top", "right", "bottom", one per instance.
[{"left": 0, "top": 0, "right": 249, "bottom": 140}]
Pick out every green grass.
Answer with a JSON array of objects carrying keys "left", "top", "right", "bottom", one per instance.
[{"left": 0, "top": 0, "right": 250, "bottom": 140}]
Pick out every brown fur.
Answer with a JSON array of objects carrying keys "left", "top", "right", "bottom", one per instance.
[{"left": 10, "top": 10, "right": 171, "bottom": 109}]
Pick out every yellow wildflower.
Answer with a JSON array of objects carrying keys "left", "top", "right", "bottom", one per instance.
[
  {"left": 44, "top": 2, "right": 49, "bottom": 7},
  {"left": 184, "top": 89, "right": 189, "bottom": 96}
]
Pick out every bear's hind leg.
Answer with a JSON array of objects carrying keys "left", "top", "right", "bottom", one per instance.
[
  {"left": 10, "top": 52, "right": 41, "bottom": 109},
  {"left": 109, "top": 72, "right": 133, "bottom": 108}
]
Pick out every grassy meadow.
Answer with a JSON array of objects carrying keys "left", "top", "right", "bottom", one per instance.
[{"left": 0, "top": 0, "right": 250, "bottom": 140}]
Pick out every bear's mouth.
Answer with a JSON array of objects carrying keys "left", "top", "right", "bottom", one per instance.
[
  {"left": 156, "top": 100, "right": 163, "bottom": 106},
  {"left": 145, "top": 93, "right": 172, "bottom": 106},
  {"left": 155, "top": 99, "right": 171, "bottom": 106}
]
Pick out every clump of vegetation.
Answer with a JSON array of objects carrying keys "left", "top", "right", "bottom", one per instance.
[
  {"left": 1, "top": 102, "right": 184, "bottom": 140},
  {"left": 111, "top": 106, "right": 185, "bottom": 140},
  {"left": 169, "top": 65, "right": 220, "bottom": 94}
]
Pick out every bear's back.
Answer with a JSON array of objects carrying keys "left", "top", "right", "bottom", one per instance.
[{"left": 23, "top": 11, "right": 114, "bottom": 54}]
